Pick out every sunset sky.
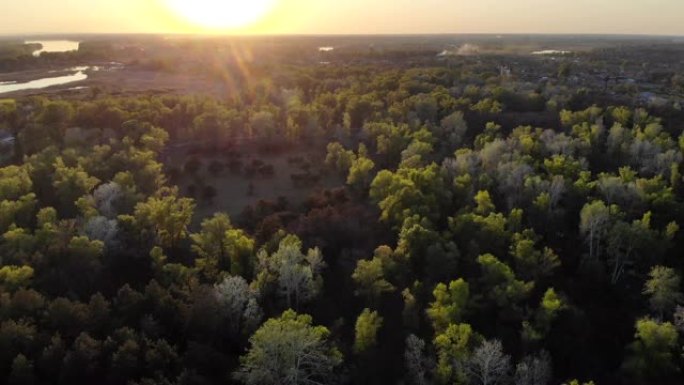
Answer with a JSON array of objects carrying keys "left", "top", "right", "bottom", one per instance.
[{"left": 0, "top": 0, "right": 683, "bottom": 36}]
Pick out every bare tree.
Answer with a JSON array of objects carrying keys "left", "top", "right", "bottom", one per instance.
[
  {"left": 405, "top": 334, "right": 430, "bottom": 385},
  {"left": 467, "top": 339, "right": 511, "bottom": 385},
  {"left": 215, "top": 276, "right": 263, "bottom": 336},
  {"left": 93, "top": 182, "right": 122, "bottom": 218},
  {"left": 579, "top": 200, "right": 610, "bottom": 261},
  {"left": 84, "top": 216, "right": 119, "bottom": 249},
  {"left": 514, "top": 351, "right": 552, "bottom": 385}
]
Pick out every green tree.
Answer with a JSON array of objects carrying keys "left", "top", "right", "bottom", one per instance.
[
  {"left": 347, "top": 153, "right": 375, "bottom": 190},
  {"left": 235, "top": 310, "right": 342, "bottom": 385},
  {"left": 0, "top": 265, "right": 34, "bottom": 292},
  {"left": 352, "top": 257, "right": 395, "bottom": 303},
  {"left": 477, "top": 254, "right": 533, "bottom": 308},
  {"left": 325, "top": 142, "right": 356, "bottom": 175},
  {"left": 132, "top": 187, "right": 195, "bottom": 249},
  {"left": 510, "top": 230, "right": 560, "bottom": 280},
  {"left": 426, "top": 279, "right": 470, "bottom": 332},
  {"left": 191, "top": 213, "right": 255, "bottom": 278},
  {"left": 353, "top": 308, "right": 383, "bottom": 354},
  {"left": 0, "top": 166, "right": 32, "bottom": 201},
  {"left": 474, "top": 190, "right": 495, "bottom": 215},
  {"left": 434, "top": 323, "right": 477, "bottom": 385},
  {"left": 370, "top": 164, "right": 451, "bottom": 227},
  {"left": 52, "top": 157, "right": 100, "bottom": 217},
  {"left": 623, "top": 318, "right": 679, "bottom": 380},
  {"left": 643, "top": 266, "right": 683, "bottom": 318}
]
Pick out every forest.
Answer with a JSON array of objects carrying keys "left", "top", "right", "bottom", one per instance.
[{"left": 0, "top": 42, "right": 683, "bottom": 385}]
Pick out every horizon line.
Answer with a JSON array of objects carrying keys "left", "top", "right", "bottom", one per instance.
[{"left": 1, "top": 32, "right": 684, "bottom": 39}]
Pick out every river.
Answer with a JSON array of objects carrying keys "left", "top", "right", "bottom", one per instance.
[
  {"left": 25, "top": 40, "right": 80, "bottom": 57},
  {"left": 0, "top": 67, "right": 90, "bottom": 95}
]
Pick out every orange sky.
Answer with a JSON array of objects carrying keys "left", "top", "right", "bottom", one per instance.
[{"left": 0, "top": 0, "right": 683, "bottom": 35}]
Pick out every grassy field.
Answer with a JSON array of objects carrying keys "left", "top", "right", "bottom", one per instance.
[{"left": 164, "top": 140, "right": 344, "bottom": 226}]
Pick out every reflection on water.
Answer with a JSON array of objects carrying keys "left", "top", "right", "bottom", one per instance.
[
  {"left": 532, "top": 50, "right": 571, "bottom": 55},
  {"left": 0, "top": 68, "right": 89, "bottom": 95},
  {"left": 25, "top": 40, "right": 80, "bottom": 57},
  {"left": 319, "top": 46, "right": 334, "bottom": 52}
]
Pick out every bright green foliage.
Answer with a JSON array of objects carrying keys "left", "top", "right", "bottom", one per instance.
[
  {"left": 544, "top": 155, "right": 584, "bottom": 179},
  {"left": 665, "top": 221, "right": 679, "bottom": 240},
  {"left": 0, "top": 166, "right": 32, "bottom": 201},
  {"left": 540, "top": 288, "right": 564, "bottom": 316},
  {"left": 0, "top": 194, "right": 37, "bottom": 234},
  {"left": 426, "top": 279, "right": 470, "bottom": 332},
  {"left": 325, "top": 142, "right": 356, "bottom": 175},
  {"left": 364, "top": 122, "right": 412, "bottom": 164},
  {"left": 347, "top": 154, "right": 376, "bottom": 190},
  {"left": 2, "top": 226, "right": 36, "bottom": 263},
  {"left": 191, "top": 213, "right": 256, "bottom": 279},
  {"left": 236, "top": 310, "right": 342, "bottom": 385},
  {"left": 474, "top": 190, "right": 495, "bottom": 215},
  {"left": 0, "top": 265, "right": 34, "bottom": 291},
  {"left": 352, "top": 258, "right": 395, "bottom": 302},
  {"left": 449, "top": 211, "right": 510, "bottom": 258},
  {"left": 434, "top": 323, "right": 477, "bottom": 385},
  {"left": 354, "top": 308, "right": 383, "bottom": 354},
  {"left": 370, "top": 164, "right": 451, "bottom": 226},
  {"left": 643, "top": 266, "right": 683, "bottom": 317},
  {"left": 396, "top": 215, "right": 459, "bottom": 283},
  {"left": 477, "top": 254, "right": 533, "bottom": 307},
  {"left": 623, "top": 318, "right": 679, "bottom": 380},
  {"left": 524, "top": 288, "right": 566, "bottom": 343},
  {"left": 52, "top": 158, "right": 100, "bottom": 217},
  {"left": 510, "top": 230, "right": 561, "bottom": 280},
  {"left": 133, "top": 187, "right": 195, "bottom": 249}
]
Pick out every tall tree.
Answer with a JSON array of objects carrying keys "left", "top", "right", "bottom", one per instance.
[
  {"left": 622, "top": 318, "right": 679, "bottom": 381},
  {"left": 579, "top": 201, "right": 611, "bottom": 261},
  {"left": 132, "top": 187, "right": 195, "bottom": 249},
  {"left": 467, "top": 340, "right": 511, "bottom": 385},
  {"left": 235, "top": 310, "right": 342, "bottom": 385},
  {"left": 426, "top": 279, "right": 470, "bottom": 332},
  {"left": 643, "top": 266, "right": 683, "bottom": 318},
  {"left": 353, "top": 308, "right": 383, "bottom": 354}
]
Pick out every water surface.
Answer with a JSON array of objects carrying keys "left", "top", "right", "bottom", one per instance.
[
  {"left": 25, "top": 40, "right": 80, "bottom": 57},
  {"left": 0, "top": 67, "right": 89, "bottom": 95}
]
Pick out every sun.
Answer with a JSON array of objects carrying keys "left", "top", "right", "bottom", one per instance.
[{"left": 166, "top": 0, "right": 276, "bottom": 29}]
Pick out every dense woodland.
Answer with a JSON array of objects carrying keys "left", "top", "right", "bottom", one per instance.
[{"left": 1, "top": 48, "right": 684, "bottom": 385}]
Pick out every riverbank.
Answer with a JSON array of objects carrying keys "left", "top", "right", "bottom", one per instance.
[{"left": 0, "top": 64, "right": 234, "bottom": 98}]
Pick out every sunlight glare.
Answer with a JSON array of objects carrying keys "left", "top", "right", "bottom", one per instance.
[{"left": 166, "top": 0, "right": 276, "bottom": 29}]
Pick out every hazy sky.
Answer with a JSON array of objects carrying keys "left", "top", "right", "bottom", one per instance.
[{"left": 0, "top": 0, "right": 683, "bottom": 35}]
